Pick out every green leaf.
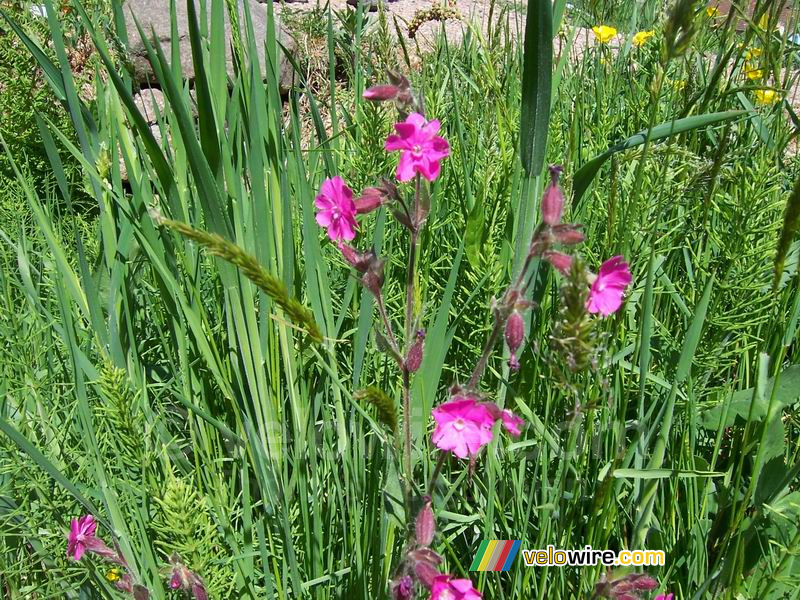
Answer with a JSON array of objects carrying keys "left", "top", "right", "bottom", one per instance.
[
  {"left": 699, "top": 365, "right": 800, "bottom": 429},
  {"left": 465, "top": 195, "right": 486, "bottom": 267},
  {"left": 773, "top": 173, "right": 800, "bottom": 290},
  {"left": 572, "top": 110, "right": 746, "bottom": 208},
  {"left": 519, "top": 0, "right": 553, "bottom": 177}
]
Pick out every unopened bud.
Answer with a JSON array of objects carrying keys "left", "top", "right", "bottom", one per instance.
[
  {"left": 505, "top": 310, "right": 525, "bottom": 371},
  {"left": 551, "top": 224, "right": 585, "bottom": 245},
  {"left": 505, "top": 310, "right": 524, "bottom": 354},
  {"left": 541, "top": 165, "right": 565, "bottom": 226},
  {"left": 191, "top": 583, "right": 208, "bottom": 600},
  {"left": 339, "top": 244, "right": 376, "bottom": 273},
  {"left": 363, "top": 84, "right": 400, "bottom": 101},
  {"left": 355, "top": 187, "right": 385, "bottom": 214},
  {"left": 405, "top": 330, "right": 425, "bottom": 373},
  {"left": 390, "top": 575, "right": 414, "bottom": 600},
  {"left": 414, "top": 495, "right": 435, "bottom": 546},
  {"left": 544, "top": 251, "right": 573, "bottom": 275},
  {"left": 414, "top": 560, "right": 438, "bottom": 588},
  {"left": 362, "top": 258, "right": 385, "bottom": 297}
]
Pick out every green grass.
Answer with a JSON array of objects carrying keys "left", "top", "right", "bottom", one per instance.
[{"left": 1, "top": 0, "right": 800, "bottom": 598}]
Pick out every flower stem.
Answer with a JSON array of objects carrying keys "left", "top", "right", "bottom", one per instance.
[{"left": 427, "top": 451, "right": 447, "bottom": 495}]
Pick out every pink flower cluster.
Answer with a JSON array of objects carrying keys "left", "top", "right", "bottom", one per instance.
[
  {"left": 432, "top": 394, "right": 523, "bottom": 459},
  {"left": 314, "top": 112, "right": 449, "bottom": 245}
]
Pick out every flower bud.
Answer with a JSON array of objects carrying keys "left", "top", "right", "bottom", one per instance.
[
  {"left": 505, "top": 310, "right": 525, "bottom": 371},
  {"left": 551, "top": 224, "right": 585, "bottom": 245},
  {"left": 541, "top": 165, "right": 565, "bottom": 226},
  {"left": 505, "top": 310, "right": 524, "bottom": 354},
  {"left": 363, "top": 84, "right": 400, "bottom": 101},
  {"left": 405, "top": 330, "right": 425, "bottom": 373},
  {"left": 544, "top": 251, "right": 573, "bottom": 275},
  {"left": 355, "top": 187, "right": 385, "bottom": 214},
  {"left": 361, "top": 258, "right": 385, "bottom": 297},
  {"left": 390, "top": 575, "right": 414, "bottom": 600},
  {"left": 414, "top": 495, "right": 435, "bottom": 546},
  {"left": 338, "top": 244, "right": 376, "bottom": 273},
  {"left": 414, "top": 560, "right": 439, "bottom": 588}
]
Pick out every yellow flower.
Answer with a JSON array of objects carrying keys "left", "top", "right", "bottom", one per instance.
[
  {"left": 592, "top": 25, "right": 617, "bottom": 44},
  {"left": 758, "top": 14, "right": 769, "bottom": 30},
  {"left": 745, "top": 66, "right": 764, "bottom": 80},
  {"left": 706, "top": 6, "right": 720, "bottom": 18},
  {"left": 632, "top": 30, "right": 655, "bottom": 47},
  {"left": 672, "top": 79, "right": 687, "bottom": 91},
  {"left": 744, "top": 47, "right": 762, "bottom": 61},
  {"left": 755, "top": 89, "right": 779, "bottom": 105},
  {"left": 106, "top": 569, "right": 122, "bottom": 583}
]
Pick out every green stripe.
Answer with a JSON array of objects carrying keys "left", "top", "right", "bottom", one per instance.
[{"left": 470, "top": 540, "right": 491, "bottom": 571}]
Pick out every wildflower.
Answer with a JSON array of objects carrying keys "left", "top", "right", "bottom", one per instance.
[
  {"left": 339, "top": 244, "right": 376, "bottom": 273},
  {"left": 431, "top": 397, "right": 495, "bottom": 459},
  {"left": 106, "top": 568, "right": 122, "bottom": 583},
  {"left": 744, "top": 47, "right": 762, "bottom": 61},
  {"left": 355, "top": 187, "right": 386, "bottom": 215},
  {"left": 315, "top": 176, "right": 358, "bottom": 242},
  {"left": 363, "top": 84, "right": 400, "bottom": 101},
  {"left": 592, "top": 25, "right": 617, "bottom": 44},
  {"left": 504, "top": 310, "right": 525, "bottom": 370},
  {"left": 430, "top": 575, "right": 482, "bottom": 600},
  {"left": 391, "top": 575, "right": 414, "bottom": 600},
  {"left": 755, "top": 89, "right": 780, "bottom": 105},
  {"left": 385, "top": 112, "right": 450, "bottom": 182},
  {"left": 705, "top": 6, "right": 719, "bottom": 18},
  {"left": 586, "top": 256, "right": 632, "bottom": 316},
  {"left": 551, "top": 224, "right": 585, "bottom": 245},
  {"left": 541, "top": 165, "right": 565, "bottom": 225},
  {"left": 758, "top": 14, "right": 769, "bottom": 30},
  {"left": 632, "top": 30, "right": 655, "bottom": 47},
  {"left": 744, "top": 66, "right": 763, "bottom": 80},
  {"left": 67, "top": 515, "right": 98, "bottom": 561},
  {"left": 500, "top": 410, "right": 524, "bottom": 436}
]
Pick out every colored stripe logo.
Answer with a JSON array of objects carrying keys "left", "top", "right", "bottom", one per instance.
[{"left": 469, "top": 540, "right": 521, "bottom": 571}]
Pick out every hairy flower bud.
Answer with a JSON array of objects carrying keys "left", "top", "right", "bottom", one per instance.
[
  {"left": 414, "top": 495, "right": 435, "bottom": 546},
  {"left": 362, "top": 258, "right": 385, "bottom": 297},
  {"left": 339, "top": 244, "right": 376, "bottom": 273},
  {"left": 363, "top": 84, "right": 401, "bottom": 101},
  {"left": 505, "top": 310, "right": 525, "bottom": 370},
  {"left": 355, "top": 187, "right": 385, "bottom": 214},
  {"left": 414, "top": 560, "right": 439, "bottom": 588},
  {"left": 544, "top": 251, "right": 573, "bottom": 275},
  {"left": 551, "top": 224, "right": 585, "bottom": 245},
  {"left": 390, "top": 575, "right": 414, "bottom": 600},
  {"left": 405, "top": 329, "right": 425, "bottom": 373},
  {"left": 541, "top": 165, "right": 565, "bottom": 226}
]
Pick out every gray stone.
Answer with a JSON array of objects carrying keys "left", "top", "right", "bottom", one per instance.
[
  {"left": 132, "top": 88, "right": 167, "bottom": 124},
  {"left": 122, "top": 0, "right": 296, "bottom": 93}
]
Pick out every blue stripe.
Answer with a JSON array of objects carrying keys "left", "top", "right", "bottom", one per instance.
[{"left": 501, "top": 540, "right": 521, "bottom": 571}]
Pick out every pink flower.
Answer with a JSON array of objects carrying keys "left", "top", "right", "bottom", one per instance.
[
  {"left": 430, "top": 575, "right": 482, "bottom": 600},
  {"left": 315, "top": 176, "right": 358, "bottom": 242},
  {"left": 385, "top": 113, "right": 450, "bottom": 182},
  {"left": 586, "top": 255, "right": 632, "bottom": 316},
  {"left": 500, "top": 409, "right": 524, "bottom": 436},
  {"left": 67, "top": 515, "right": 97, "bottom": 561},
  {"left": 432, "top": 397, "right": 494, "bottom": 459},
  {"left": 655, "top": 595, "right": 674, "bottom": 600}
]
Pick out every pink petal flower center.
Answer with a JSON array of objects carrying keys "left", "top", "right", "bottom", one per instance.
[
  {"left": 412, "top": 144, "right": 423, "bottom": 156},
  {"left": 452, "top": 418, "right": 465, "bottom": 431}
]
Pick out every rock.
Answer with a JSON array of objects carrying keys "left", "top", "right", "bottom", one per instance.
[
  {"left": 122, "top": 0, "right": 296, "bottom": 93},
  {"left": 132, "top": 88, "right": 167, "bottom": 124}
]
